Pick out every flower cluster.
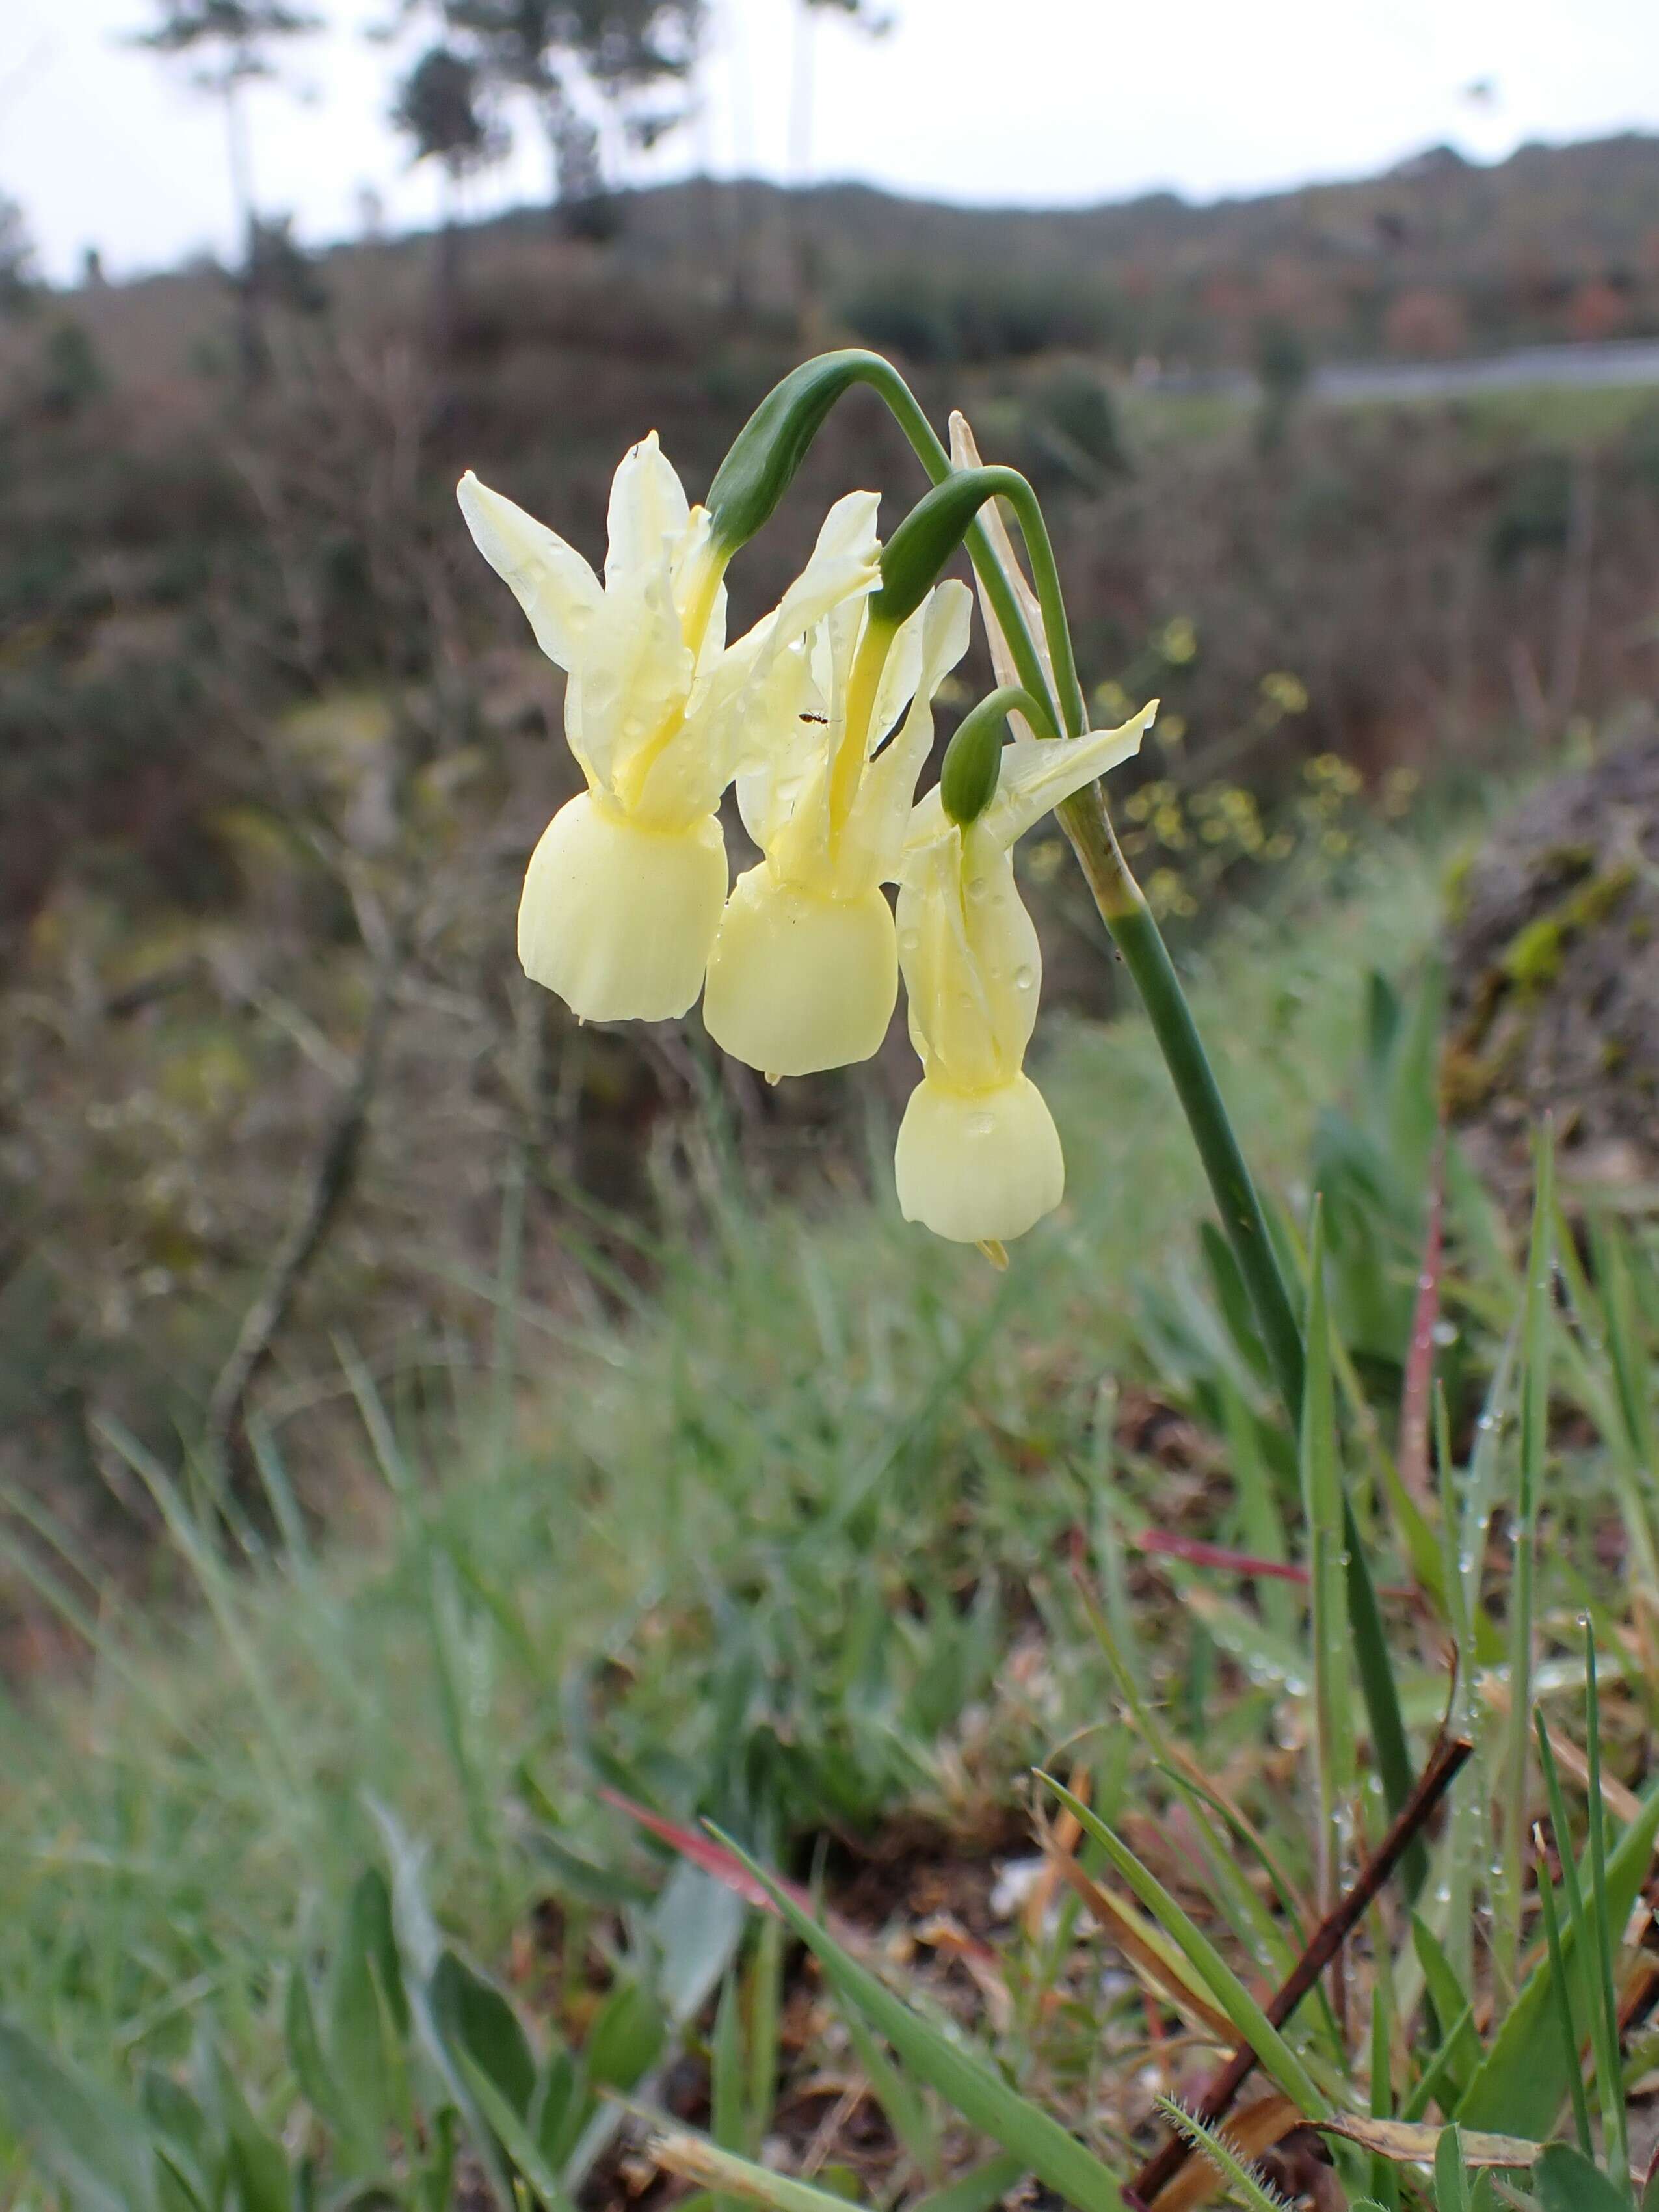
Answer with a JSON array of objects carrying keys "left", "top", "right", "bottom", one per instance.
[{"left": 458, "top": 430, "right": 1151, "bottom": 1255}]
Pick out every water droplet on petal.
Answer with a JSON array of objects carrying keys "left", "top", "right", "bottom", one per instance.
[
  {"left": 899, "top": 929, "right": 920, "bottom": 953},
  {"left": 968, "top": 1113, "right": 994, "bottom": 1138},
  {"left": 1015, "top": 965, "right": 1035, "bottom": 991}
]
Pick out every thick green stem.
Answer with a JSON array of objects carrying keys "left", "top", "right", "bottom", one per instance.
[
  {"left": 859, "top": 353, "right": 1420, "bottom": 1850},
  {"left": 1057, "top": 780, "right": 1421, "bottom": 1870},
  {"left": 1059, "top": 785, "right": 1306, "bottom": 1412}
]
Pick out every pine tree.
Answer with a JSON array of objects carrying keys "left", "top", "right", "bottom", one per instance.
[
  {"left": 129, "top": 1, "right": 324, "bottom": 381},
  {"left": 390, "top": 42, "right": 507, "bottom": 341},
  {"left": 440, "top": 0, "right": 703, "bottom": 231}
]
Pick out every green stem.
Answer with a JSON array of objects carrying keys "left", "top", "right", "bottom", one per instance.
[
  {"left": 853, "top": 359, "right": 1061, "bottom": 736},
  {"left": 1065, "top": 804, "right": 1306, "bottom": 1415}
]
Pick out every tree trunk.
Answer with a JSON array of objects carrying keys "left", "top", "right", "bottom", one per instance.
[
  {"left": 224, "top": 78, "right": 267, "bottom": 388},
  {"left": 432, "top": 172, "right": 463, "bottom": 354}
]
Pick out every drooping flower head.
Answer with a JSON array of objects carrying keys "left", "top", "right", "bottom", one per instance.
[
  {"left": 895, "top": 710, "right": 1154, "bottom": 1251},
  {"left": 458, "top": 438, "right": 881, "bottom": 1022},
  {"left": 702, "top": 534, "right": 973, "bottom": 1079}
]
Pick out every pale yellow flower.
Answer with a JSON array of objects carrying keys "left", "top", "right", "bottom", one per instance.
[
  {"left": 895, "top": 711, "right": 1154, "bottom": 1247},
  {"left": 458, "top": 439, "right": 880, "bottom": 1022},
  {"left": 703, "top": 559, "right": 972, "bottom": 1078}
]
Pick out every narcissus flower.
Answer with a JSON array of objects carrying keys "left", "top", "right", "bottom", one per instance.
[
  {"left": 458, "top": 439, "right": 880, "bottom": 1022},
  {"left": 895, "top": 709, "right": 1154, "bottom": 1250},
  {"left": 703, "top": 541, "right": 973, "bottom": 1078}
]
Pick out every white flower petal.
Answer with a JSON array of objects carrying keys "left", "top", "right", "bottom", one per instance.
[
  {"left": 604, "top": 431, "right": 691, "bottom": 593},
  {"left": 767, "top": 490, "right": 883, "bottom": 646},
  {"left": 457, "top": 472, "right": 604, "bottom": 672},
  {"left": 734, "top": 655, "right": 830, "bottom": 852},
  {"left": 984, "top": 708, "right": 1156, "bottom": 848},
  {"left": 853, "top": 580, "right": 974, "bottom": 883},
  {"left": 897, "top": 832, "right": 1040, "bottom": 1091},
  {"left": 867, "top": 599, "right": 929, "bottom": 752}
]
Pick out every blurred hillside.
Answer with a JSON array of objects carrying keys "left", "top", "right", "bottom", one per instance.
[{"left": 3, "top": 136, "right": 1659, "bottom": 1608}]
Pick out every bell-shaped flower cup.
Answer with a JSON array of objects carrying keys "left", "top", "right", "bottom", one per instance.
[
  {"left": 701, "top": 872, "right": 897, "bottom": 1078},
  {"left": 894, "top": 1071, "right": 1064, "bottom": 1246},
  {"left": 518, "top": 797, "right": 728, "bottom": 1024}
]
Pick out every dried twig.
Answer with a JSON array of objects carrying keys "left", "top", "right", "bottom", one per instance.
[
  {"left": 202, "top": 926, "right": 404, "bottom": 1465},
  {"left": 1132, "top": 1729, "right": 1474, "bottom": 2209}
]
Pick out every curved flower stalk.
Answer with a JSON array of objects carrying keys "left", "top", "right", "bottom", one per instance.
[
  {"left": 458, "top": 439, "right": 881, "bottom": 1022},
  {"left": 703, "top": 568, "right": 974, "bottom": 1079},
  {"left": 895, "top": 707, "right": 1156, "bottom": 1252}
]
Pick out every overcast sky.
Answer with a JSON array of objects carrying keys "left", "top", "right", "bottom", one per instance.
[{"left": 5, "top": 0, "right": 1658, "bottom": 284}]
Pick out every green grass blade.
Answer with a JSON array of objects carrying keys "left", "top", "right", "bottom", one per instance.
[
  {"left": 451, "top": 2046, "right": 579, "bottom": 2212},
  {"left": 1582, "top": 1628, "right": 1630, "bottom": 2191},
  {"left": 1038, "top": 1778, "right": 1324, "bottom": 2115},
  {"left": 1401, "top": 2001, "right": 1478, "bottom": 2124},
  {"left": 1435, "top": 2124, "right": 1472, "bottom": 2212},
  {"left": 836, "top": 1994, "right": 943, "bottom": 2188},
  {"left": 1503, "top": 1122, "right": 1555, "bottom": 1990},
  {"left": 1533, "top": 1822, "right": 1593, "bottom": 2158},
  {"left": 1269, "top": 1200, "right": 1419, "bottom": 1861},
  {"left": 910, "top": 2153, "right": 1029, "bottom": 2212},
  {"left": 1535, "top": 2143, "right": 1634, "bottom": 2212},
  {"left": 1342, "top": 1504, "right": 1421, "bottom": 1892},
  {"left": 1220, "top": 1377, "right": 1296, "bottom": 1645},
  {"left": 1072, "top": 1558, "right": 1297, "bottom": 1984},
  {"left": 90, "top": 1417, "right": 306, "bottom": 1796},
  {"left": 1369, "top": 1971, "right": 1400, "bottom": 2212},
  {"left": 1455, "top": 1759, "right": 1659, "bottom": 2135},
  {"left": 1300, "top": 1199, "right": 1353, "bottom": 1934},
  {"left": 0, "top": 2018, "right": 161, "bottom": 2212},
  {"left": 1409, "top": 1917, "right": 1481, "bottom": 2102},
  {"left": 710, "top": 1829, "right": 1124, "bottom": 2212},
  {"left": 747, "top": 1912, "right": 784, "bottom": 2153},
  {"left": 711, "top": 1970, "right": 747, "bottom": 2204},
  {"left": 1537, "top": 1713, "right": 1621, "bottom": 2166},
  {"left": 1553, "top": 1220, "right": 1659, "bottom": 1600}
]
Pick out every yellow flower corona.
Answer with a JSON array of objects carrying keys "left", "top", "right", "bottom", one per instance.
[
  {"left": 458, "top": 439, "right": 881, "bottom": 1023},
  {"left": 703, "top": 559, "right": 972, "bottom": 1078},
  {"left": 895, "top": 710, "right": 1156, "bottom": 1247}
]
